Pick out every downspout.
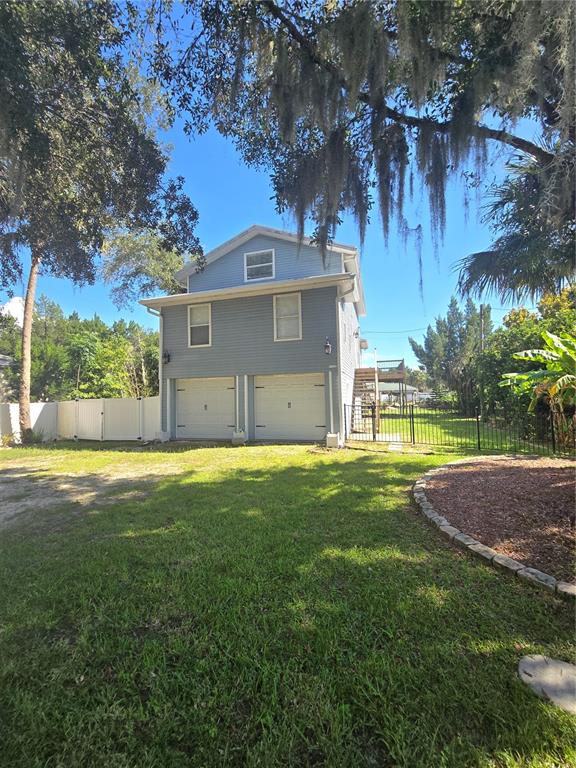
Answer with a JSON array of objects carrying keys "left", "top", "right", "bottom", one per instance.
[
  {"left": 244, "top": 374, "right": 249, "bottom": 436},
  {"left": 335, "top": 279, "right": 357, "bottom": 440},
  {"left": 328, "top": 368, "right": 335, "bottom": 433},
  {"left": 147, "top": 306, "right": 162, "bottom": 434}
]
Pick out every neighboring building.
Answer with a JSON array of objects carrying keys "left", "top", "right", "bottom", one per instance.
[
  {"left": 141, "top": 224, "right": 365, "bottom": 444},
  {"left": 379, "top": 382, "right": 419, "bottom": 403}
]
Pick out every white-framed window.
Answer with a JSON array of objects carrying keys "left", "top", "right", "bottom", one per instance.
[
  {"left": 244, "top": 249, "right": 275, "bottom": 282},
  {"left": 274, "top": 292, "right": 302, "bottom": 342},
  {"left": 188, "top": 303, "right": 211, "bottom": 347}
]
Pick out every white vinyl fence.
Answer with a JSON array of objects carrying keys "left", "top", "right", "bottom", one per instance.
[{"left": 0, "top": 396, "right": 160, "bottom": 443}]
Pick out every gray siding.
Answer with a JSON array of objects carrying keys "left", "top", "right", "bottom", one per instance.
[
  {"left": 187, "top": 234, "right": 342, "bottom": 293},
  {"left": 161, "top": 286, "right": 340, "bottom": 434}
]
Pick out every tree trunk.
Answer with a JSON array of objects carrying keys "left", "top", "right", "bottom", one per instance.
[{"left": 18, "top": 253, "right": 41, "bottom": 440}]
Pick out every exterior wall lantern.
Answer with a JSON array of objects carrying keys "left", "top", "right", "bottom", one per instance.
[
  {"left": 324, "top": 337, "right": 332, "bottom": 355},
  {"left": 162, "top": 351, "right": 171, "bottom": 364}
]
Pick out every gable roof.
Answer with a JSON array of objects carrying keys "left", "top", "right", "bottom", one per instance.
[{"left": 174, "top": 224, "right": 359, "bottom": 285}]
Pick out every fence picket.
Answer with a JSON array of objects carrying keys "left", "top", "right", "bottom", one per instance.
[
  {"left": 345, "top": 402, "right": 573, "bottom": 456},
  {"left": 0, "top": 396, "right": 160, "bottom": 443}
]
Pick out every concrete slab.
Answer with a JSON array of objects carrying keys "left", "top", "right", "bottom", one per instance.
[{"left": 518, "top": 655, "right": 576, "bottom": 714}]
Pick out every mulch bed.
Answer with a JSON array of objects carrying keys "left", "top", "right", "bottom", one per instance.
[{"left": 424, "top": 456, "right": 575, "bottom": 583}]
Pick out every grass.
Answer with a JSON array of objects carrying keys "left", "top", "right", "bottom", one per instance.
[
  {"left": 0, "top": 443, "right": 574, "bottom": 768},
  {"left": 350, "top": 408, "right": 556, "bottom": 455}
]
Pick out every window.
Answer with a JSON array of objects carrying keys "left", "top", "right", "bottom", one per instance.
[
  {"left": 188, "top": 303, "right": 211, "bottom": 347},
  {"left": 244, "top": 249, "right": 275, "bottom": 281},
  {"left": 274, "top": 293, "right": 301, "bottom": 342}
]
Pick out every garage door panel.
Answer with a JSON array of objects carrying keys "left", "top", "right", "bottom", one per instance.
[
  {"left": 254, "top": 373, "right": 326, "bottom": 441},
  {"left": 176, "top": 377, "right": 235, "bottom": 439}
]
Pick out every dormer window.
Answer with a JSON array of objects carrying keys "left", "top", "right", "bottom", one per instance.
[{"left": 244, "top": 249, "right": 275, "bottom": 282}]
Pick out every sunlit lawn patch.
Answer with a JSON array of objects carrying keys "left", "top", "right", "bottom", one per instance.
[{"left": 0, "top": 443, "right": 574, "bottom": 767}]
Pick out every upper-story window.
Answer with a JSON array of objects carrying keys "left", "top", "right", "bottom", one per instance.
[
  {"left": 274, "top": 293, "right": 302, "bottom": 342},
  {"left": 244, "top": 249, "right": 275, "bottom": 281},
  {"left": 188, "top": 303, "right": 211, "bottom": 347}
]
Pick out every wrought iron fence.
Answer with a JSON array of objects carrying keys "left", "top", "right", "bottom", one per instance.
[{"left": 344, "top": 402, "right": 575, "bottom": 456}]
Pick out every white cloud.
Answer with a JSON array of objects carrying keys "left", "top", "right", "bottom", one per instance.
[{"left": 1, "top": 296, "right": 25, "bottom": 328}]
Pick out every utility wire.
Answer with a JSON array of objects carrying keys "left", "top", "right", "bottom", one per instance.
[{"left": 362, "top": 328, "right": 427, "bottom": 334}]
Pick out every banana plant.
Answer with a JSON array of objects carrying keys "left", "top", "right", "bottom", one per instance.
[{"left": 501, "top": 331, "right": 576, "bottom": 449}]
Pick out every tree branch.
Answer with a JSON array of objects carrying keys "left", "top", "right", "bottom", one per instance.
[
  {"left": 381, "top": 105, "right": 554, "bottom": 165},
  {"left": 260, "top": 0, "right": 555, "bottom": 165}
]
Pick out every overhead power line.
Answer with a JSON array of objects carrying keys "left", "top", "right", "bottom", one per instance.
[{"left": 363, "top": 328, "right": 427, "bottom": 334}]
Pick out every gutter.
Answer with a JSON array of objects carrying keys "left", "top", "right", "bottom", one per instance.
[
  {"left": 146, "top": 306, "right": 163, "bottom": 433},
  {"left": 140, "top": 273, "right": 355, "bottom": 310}
]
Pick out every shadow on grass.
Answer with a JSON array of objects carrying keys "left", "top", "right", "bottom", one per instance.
[{"left": 0, "top": 450, "right": 573, "bottom": 767}]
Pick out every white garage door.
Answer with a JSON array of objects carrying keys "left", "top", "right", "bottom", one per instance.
[
  {"left": 175, "top": 377, "right": 236, "bottom": 439},
  {"left": 254, "top": 373, "right": 326, "bottom": 441}
]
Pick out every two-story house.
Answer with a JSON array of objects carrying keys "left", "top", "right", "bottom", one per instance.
[{"left": 140, "top": 225, "right": 365, "bottom": 445}]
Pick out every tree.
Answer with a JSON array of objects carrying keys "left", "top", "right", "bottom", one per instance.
[
  {"left": 0, "top": 297, "right": 161, "bottom": 401},
  {"left": 0, "top": 0, "right": 199, "bottom": 439},
  {"left": 457, "top": 155, "right": 575, "bottom": 301},
  {"left": 409, "top": 297, "right": 491, "bottom": 413},
  {"left": 502, "top": 332, "right": 576, "bottom": 450},
  {"left": 476, "top": 288, "right": 576, "bottom": 418},
  {"left": 404, "top": 366, "right": 431, "bottom": 392},
  {"left": 153, "top": 0, "right": 574, "bottom": 294},
  {"left": 102, "top": 231, "right": 187, "bottom": 308}
]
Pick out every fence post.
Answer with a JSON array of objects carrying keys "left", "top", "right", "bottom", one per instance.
[
  {"left": 343, "top": 405, "right": 347, "bottom": 441},
  {"left": 371, "top": 403, "right": 377, "bottom": 441},
  {"left": 550, "top": 414, "right": 556, "bottom": 454},
  {"left": 74, "top": 398, "right": 79, "bottom": 441},
  {"left": 100, "top": 399, "right": 105, "bottom": 441},
  {"left": 409, "top": 404, "right": 415, "bottom": 444},
  {"left": 138, "top": 397, "right": 143, "bottom": 441},
  {"left": 475, "top": 408, "right": 481, "bottom": 451}
]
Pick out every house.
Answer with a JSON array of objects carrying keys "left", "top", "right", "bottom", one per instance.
[
  {"left": 140, "top": 225, "right": 366, "bottom": 444},
  {"left": 379, "top": 382, "right": 419, "bottom": 403}
]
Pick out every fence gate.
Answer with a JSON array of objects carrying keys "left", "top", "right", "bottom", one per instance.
[{"left": 344, "top": 403, "right": 573, "bottom": 456}]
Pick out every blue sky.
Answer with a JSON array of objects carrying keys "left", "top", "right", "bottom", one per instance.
[{"left": 1, "top": 119, "right": 533, "bottom": 367}]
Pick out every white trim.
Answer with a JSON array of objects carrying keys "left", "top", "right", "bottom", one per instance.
[
  {"left": 166, "top": 378, "right": 172, "bottom": 439},
  {"left": 244, "top": 374, "right": 249, "bottom": 434},
  {"left": 187, "top": 303, "right": 212, "bottom": 348},
  {"left": 243, "top": 248, "right": 275, "bottom": 282},
  {"left": 235, "top": 375, "right": 239, "bottom": 430},
  {"left": 141, "top": 274, "right": 355, "bottom": 310},
  {"left": 335, "top": 294, "right": 343, "bottom": 435},
  {"left": 159, "top": 310, "right": 164, "bottom": 429},
  {"left": 273, "top": 292, "right": 302, "bottom": 342},
  {"left": 328, "top": 369, "right": 334, "bottom": 433}
]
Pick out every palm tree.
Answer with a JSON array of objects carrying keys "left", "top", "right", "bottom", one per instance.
[{"left": 458, "top": 152, "right": 575, "bottom": 302}]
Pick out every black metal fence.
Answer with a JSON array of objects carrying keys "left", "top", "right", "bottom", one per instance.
[{"left": 344, "top": 402, "right": 575, "bottom": 456}]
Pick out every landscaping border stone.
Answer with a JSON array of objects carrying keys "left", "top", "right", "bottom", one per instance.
[{"left": 413, "top": 460, "right": 574, "bottom": 601}]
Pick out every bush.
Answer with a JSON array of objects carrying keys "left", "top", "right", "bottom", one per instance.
[{"left": 20, "top": 428, "right": 45, "bottom": 445}]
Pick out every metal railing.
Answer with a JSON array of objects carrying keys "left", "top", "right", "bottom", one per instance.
[{"left": 344, "top": 402, "right": 575, "bottom": 456}]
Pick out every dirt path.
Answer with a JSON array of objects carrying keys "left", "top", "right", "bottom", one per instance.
[{"left": 0, "top": 457, "right": 174, "bottom": 530}]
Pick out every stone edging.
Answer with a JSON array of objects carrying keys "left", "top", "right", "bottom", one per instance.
[{"left": 413, "top": 459, "right": 576, "bottom": 601}]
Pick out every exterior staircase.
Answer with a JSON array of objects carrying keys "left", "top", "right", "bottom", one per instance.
[{"left": 353, "top": 368, "right": 379, "bottom": 407}]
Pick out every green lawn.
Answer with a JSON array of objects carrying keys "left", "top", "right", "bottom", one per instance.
[
  {"left": 351, "top": 408, "right": 556, "bottom": 455},
  {"left": 0, "top": 443, "right": 574, "bottom": 767}
]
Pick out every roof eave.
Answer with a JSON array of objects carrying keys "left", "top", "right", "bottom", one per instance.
[{"left": 140, "top": 273, "right": 355, "bottom": 310}]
